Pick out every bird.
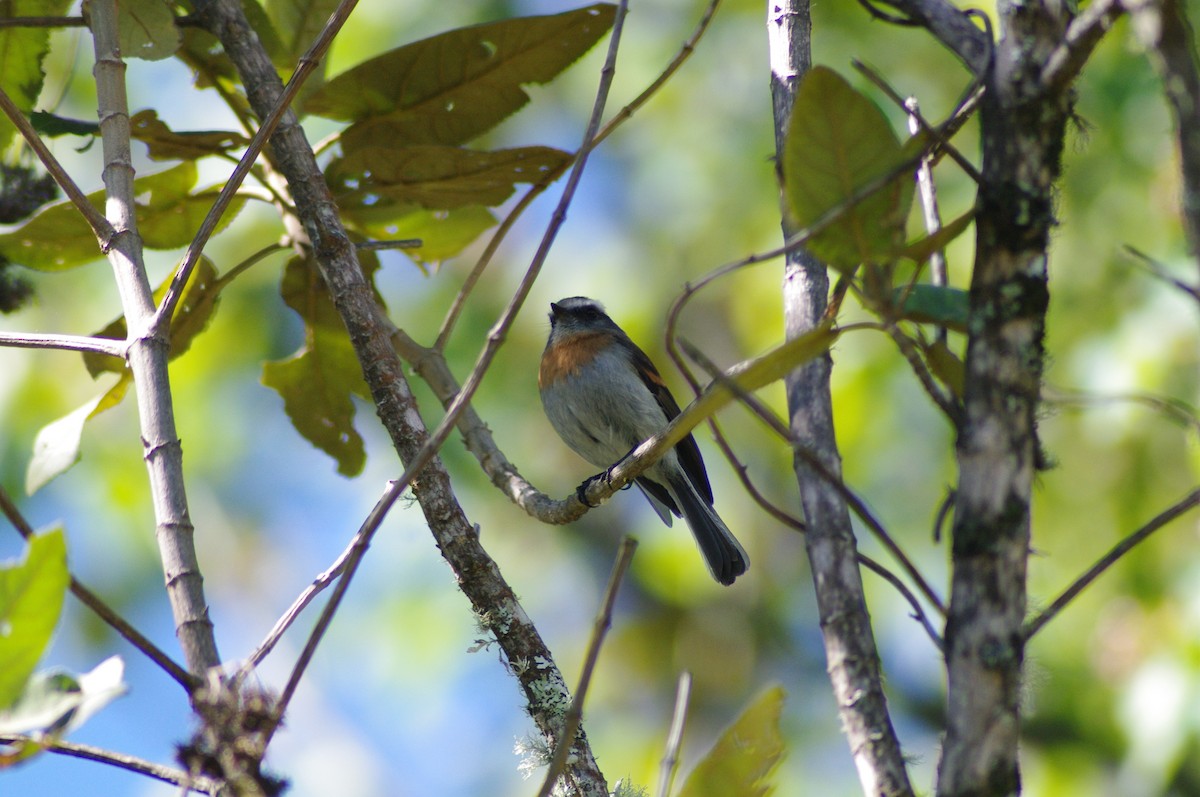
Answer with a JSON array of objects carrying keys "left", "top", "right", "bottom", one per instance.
[{"left": 538, "top": 296, "right": 748, "bottom": 585}]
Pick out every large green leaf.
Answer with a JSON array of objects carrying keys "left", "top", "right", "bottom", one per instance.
[
  {"left": 342, "top": 204, "right": 496, "bottom": 264},
  {"left": 0, "top": 530, "right": 68, "bottom": 710},
  {"left": 327, "top": 144, "right": 569, "bottom": 210},
  {"left": 0, "top": 0, "right": 73, "bottom": 149},
  {"left": 0, "top": 162, "right": 245, "bottom": 271},
  {"left": 782, "top": 66, "right": 914, "bottom": 271},
  {"left": 117, "top": 0, "right": 181, "bottom": 61},
  {"left": 304, "top": 4, "right": 615, "bottom": 145},
  {"left": 84, "top": 257, "right": 223, "bottom": 376},
  {"left": 677, "top": 685, "right": 787, "bottom": 797},
  {"left": 262, "top": 254, "right": 375, "bottom": 476}
]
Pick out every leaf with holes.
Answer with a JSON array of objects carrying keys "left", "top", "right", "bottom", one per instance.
[
  {"left": 782, "top": 66, "right": 914, "bottom": 271},
  {"left": 117, "top": 0, "right": 181, "bottom": 61},
  {"left": 305, "top": 4, "right": 614, "bottom": 144},
  {"left": 342, "top": 204, "right": 496, "bottom": 265},
  {"left": 327, "top": 144, "right": 569, "bottom": 211}
]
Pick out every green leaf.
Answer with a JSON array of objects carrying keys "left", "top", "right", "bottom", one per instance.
[
  {"left": 0, "top": 162, "right": 245, "bottom": 271},
  {"left": 0, "top": 0, "right": 74, "bottom": 150},
  {"left": 342, "top": 204, "right": 496, "bottom": 264},
  {"left": 782, "top": 66, "right": 914, "bottom": 271},
  {"left": 84, "top": 257, "right": 223, "bottom": 377},
  {"left": 117, "top": 0, "right": 182, "bottom": 61},
  {"left": 893, "top": 284, "right": 969, "bottom": 332},
  {"left": 263, "top": 0, "right": 338, "bottom": 76},
  {"left": 25, "top": 378, "right": 131, "bottom": 494},
  {"left": 0, "top": 656, "right": 126, "bottom": 737},
  {"left": 677, "top": 685, "right": 787, "bottom": 797},
  {"left": 305, "top": 4, "right": 615, "bottom": 144},
  {"left": 901, "top": 208, "right": 975, "bottom": 265},
  {"left": 0, "top": 530, "right": 69, "bottom": 710},
  {"left": 262, "top": 254, "right": 374, "bottom": 476},
  {"left": 29, "top": 111, "right": 100, "bottom": 138},
  {"left": 130, "top": 109, "right": 249, "bottom": 161},
  {"left": 328, "top": 144, "right": 569, "bottom": 211}
]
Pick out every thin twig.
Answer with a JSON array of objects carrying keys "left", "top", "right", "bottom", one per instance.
[
  {"left": 678, "top": 338, "right": 946, "bottom": 616},
  {"left": 0, "top": 85, "right": 114, "bottom": 244},
  {"left": 1123, "top": 245, "right": 1200, "bottom": 303},
  {"left": 0, "top": 735, "right": 217, "bottom": 793},
  {"left": 154, "top": 0, "right": 360, "bottom": 331},
  {"left": 593, "top": 0, "right": 721, "bottom": 147},
  {"left": 858, "top": 554, "right": 944, "bottom": 650},
  {"left": 0, "top": 16, "right": 87, "bottom": 28},
  {"left": 536, "top": 537, "right": 637, "bottom": 797},
  {"left": 241, "top": 480, "right": 395, "bottom": 671},
  {"left": 1023, "top": 487, "right": 1200, "bottom": 639},
  {"left": 656, "top": 672, "right": 692, "bottom": 797},
  {"left": 0, "top": 486, "right": 199, "bottom": 692},
  {"left": 0, "top": 331, "right": 125, "bottom": 356},
  {"left": 263, "top": 477, "right": 409, "bottom": 745}
]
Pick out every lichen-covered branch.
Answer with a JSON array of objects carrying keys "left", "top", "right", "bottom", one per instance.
[{"left": 188, "top": 1, "right": 606, "bottom": 792}]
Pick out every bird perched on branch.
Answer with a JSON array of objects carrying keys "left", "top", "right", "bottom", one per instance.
[{"left": 538, "top": 296, "right": 748, "bottom": 585}]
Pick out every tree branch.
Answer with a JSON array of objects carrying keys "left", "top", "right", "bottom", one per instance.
[
  {"left": 768, "top": 4, "right": 914, "bottom": 795},
  {"left": 1023, "top": 487, "right": 1200, "bottom": 639},
  {"left": 89, "top": 0, "right": 220, "bottom": 676}
]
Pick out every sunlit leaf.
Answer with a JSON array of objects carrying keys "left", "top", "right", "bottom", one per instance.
[
  {"left": 25, "top": 378, "right": 131, "bottom": 494},
  {"left": 84, "top": 257, "right": 223, "bottom": 376},
  {"left": 117, "top": 0, "right": 181, "bottom": 61},
  {"left": 782, "top": 66, "right": 914, "bottom": 271},
  {"left": 0, "top": 163, "right": 245, "bottom": 271},
  {"left": 677, "top": 685, "right": 786, "bottom": 797},
  {"left": 0, "top": 0, "right": 73, "bottom": 150},
  {"left": 342, "top": 204, "right": 496, "bottom": 264},
  {"left": 130, "top": 109, "right": 249, "bottom": 161},
  {"left": 0, "top": 656, "right": 126, "bottom": 738},
  {"left": 328, "top": 144, "right": 569, "bottom": 210},
  {"left": 305, "top": 4, "right": 615, "bottom": 145},
  {"left": 893, "top": 284, "right": 969, "bottom": 332},
  {"left": 0, "top": 530, "right": 68, "bottom": 710},
  {"left": 262, "top": 254, "right": 374, "bottom": 476}
]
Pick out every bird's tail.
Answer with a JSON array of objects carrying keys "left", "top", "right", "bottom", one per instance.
[{"left": 669, "top": 476, "right": 749, "bottom": 586}]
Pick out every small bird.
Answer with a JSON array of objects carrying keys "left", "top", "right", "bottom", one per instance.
[{"left": 538, "top": 297, "right": 748, "bottom": 585}]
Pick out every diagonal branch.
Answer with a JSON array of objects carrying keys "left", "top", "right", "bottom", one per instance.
[{"left": 1023, "top": 487, "right": 1200, "bottom": 639}]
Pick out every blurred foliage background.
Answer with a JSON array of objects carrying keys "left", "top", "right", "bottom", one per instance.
[{"left": 1, "top": 0, "right": 1198, "bottom": 795}]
